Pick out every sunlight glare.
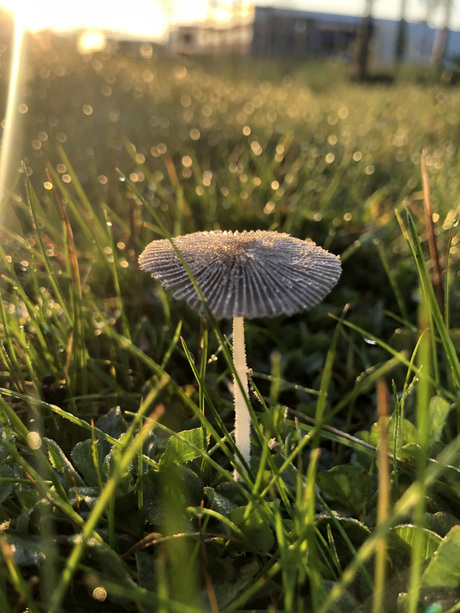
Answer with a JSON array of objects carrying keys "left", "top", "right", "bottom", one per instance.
[
  {"left": 213, "top": 5, "right": 253, "bottom": 22},
  {"left": 214, "top": 7, "right": 234, "bottom": 22},
  {"left": 0, "top": 17, "right": 24, "bottom": 220},
  {"left": 77, "top": 30, "right": 107, "bottom": 52},
  {"left": 0, "top": 0, "right": 254, "bottom": 41},
  {"left": 0, "top": 0, "right": 170, "bottom": 40}
]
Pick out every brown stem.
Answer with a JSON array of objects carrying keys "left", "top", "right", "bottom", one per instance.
[{"left": 421, "top": 150, "right": 444, "bottom": 315}]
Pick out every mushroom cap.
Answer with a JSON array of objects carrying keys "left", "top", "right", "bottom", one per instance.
[{"left": 139, "top": 230, "right": 341, "bottom": 320}]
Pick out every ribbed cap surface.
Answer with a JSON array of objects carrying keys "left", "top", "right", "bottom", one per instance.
[{"left": 139, "top": 230, "right": 341, "bottom": 319}]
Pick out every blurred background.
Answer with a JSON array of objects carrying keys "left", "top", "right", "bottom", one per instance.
[
  {"left": 2, "top": 1, "right": 460, "bottom": 199},
  {"left": 2, "top": 1, "right": 460, "bottom": 70}
]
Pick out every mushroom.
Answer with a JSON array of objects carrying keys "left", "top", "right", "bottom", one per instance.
[{"left": 139, "top": 230, "right": 342, "bottom": 480}]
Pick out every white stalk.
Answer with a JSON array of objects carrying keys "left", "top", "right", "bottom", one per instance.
[{"left": 232, "top": 315, "right": 250, "bottom": 480}]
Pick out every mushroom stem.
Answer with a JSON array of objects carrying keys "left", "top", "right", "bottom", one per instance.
[{"left": 232, "top": 315, "right": 250, "bottom": 480}]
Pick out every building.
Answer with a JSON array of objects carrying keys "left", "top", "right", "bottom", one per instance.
[
  {"left": 168, "top": 13, "right": 253, "bottom": 56},
  {"left": 168, "top": 5, "right": 460, "bottom": 68},
  {"left": 251, "top": 6, "right": 460, "bottom": 68},
  {"left": 251, "top": 6, "right": 359, "bottom": 60}
]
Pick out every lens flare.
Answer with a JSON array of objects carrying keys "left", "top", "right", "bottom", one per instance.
[{"left": 0, "top": 17, "right": 25, "bottom": 222}]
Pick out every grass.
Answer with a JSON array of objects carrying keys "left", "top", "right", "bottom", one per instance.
[{"left": 0, "top": 29, "right": 459, "bottom": 612}]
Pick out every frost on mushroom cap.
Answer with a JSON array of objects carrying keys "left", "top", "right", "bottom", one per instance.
[{"left": 139, "top": 230, "right": 341, "bottom": 320}]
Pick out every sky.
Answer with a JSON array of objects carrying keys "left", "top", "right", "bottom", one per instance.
[{"left": 1, "top": 0, "right": 459, "bottom": 41}]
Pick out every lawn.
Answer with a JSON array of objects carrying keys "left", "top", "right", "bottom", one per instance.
[{"left": 0, "top": 29, "right": 459, "bottom": 612}]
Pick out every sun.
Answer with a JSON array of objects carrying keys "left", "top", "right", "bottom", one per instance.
[
  {"left": 0, "top": 0, "right": 170, "bottom": 40},
  {"left": 0, "top": 0, "right": 249, "bottom": 39}
]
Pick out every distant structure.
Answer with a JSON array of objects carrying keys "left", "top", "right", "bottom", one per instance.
[
  {"left": 169, "top": 13, "right": 253, "bottom": 56},
  {"left": 251, "top": 6, "right": 359, "bottom": 59},
  {"left": 168, "top": 4, "right": 460, "bottom": 69},
  {"left": 252, "top": 6, "right": 460, "bottom": 67},
  {"left": 371, "top": 17, "right": 460, "bottom": 66}
]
